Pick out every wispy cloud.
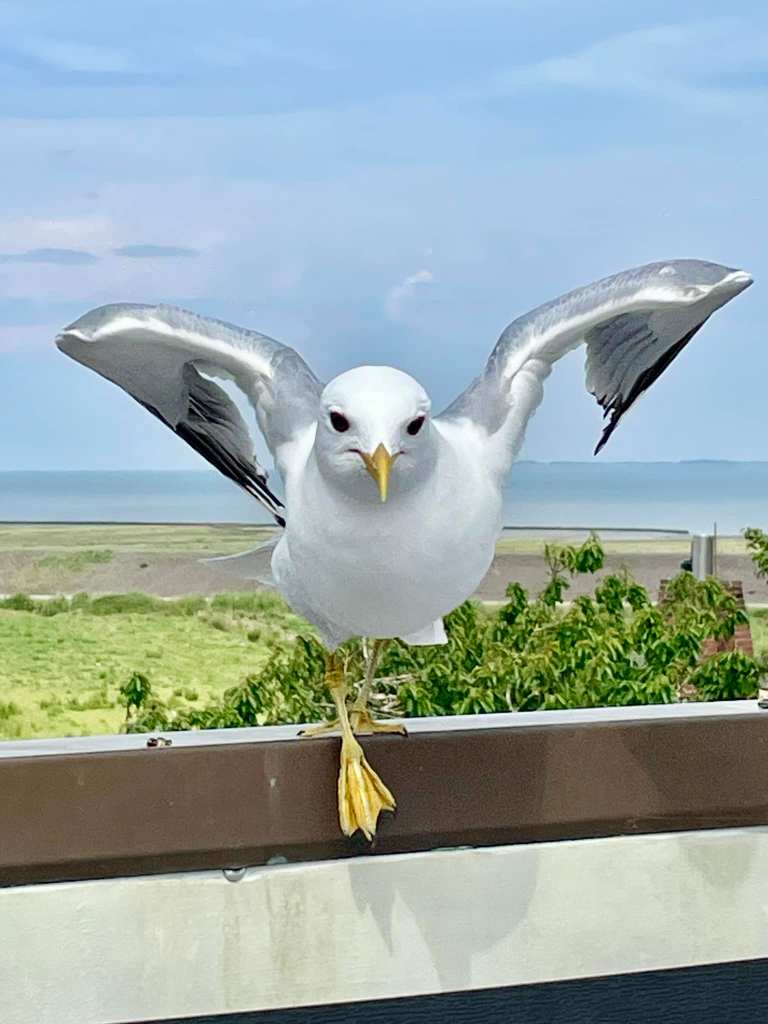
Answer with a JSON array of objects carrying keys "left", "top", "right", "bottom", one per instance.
[
  {"left": 14, "top": 30, "right": 331, "bottom": 78},
  {"left": 485, "top": 17, "right": 768, "bottom": 115},
  {"left": 194, "top": 33, "right": 332, "bottom": 71},
  {"left": 385, "top": 268, "right": 435, "bottom": 320},
  {"left": 113, "top": 244, "right": 199, "bottom": 260},
  {"left": 0, "top": 247, "right": 98, "bottom": 265},
  {"left": 16, "top": 36, "right": 141, "bottom": 73}
]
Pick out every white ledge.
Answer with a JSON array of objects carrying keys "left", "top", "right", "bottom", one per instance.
[{"left": 0, "top": 698, "right": 763, "bottom": 759}]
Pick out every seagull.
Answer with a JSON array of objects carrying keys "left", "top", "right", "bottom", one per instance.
[{"left": 56, "top": 258, "right": 752, "bottom": 839}]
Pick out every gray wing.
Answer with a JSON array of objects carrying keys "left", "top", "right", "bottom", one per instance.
[
  {"left": 438, "top": 259, "right": 752, "bottom": 465},
  {"left": 56, "top": 303, "right": 322, "bottom": 526}
]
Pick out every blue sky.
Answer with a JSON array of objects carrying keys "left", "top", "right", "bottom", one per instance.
[{"left": 0, "top": 0, "right": 765, "bottom": 469}]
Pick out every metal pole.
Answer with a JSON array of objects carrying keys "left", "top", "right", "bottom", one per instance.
[{"left": 690, "top": 534, "right": 716, "bottom": 579}]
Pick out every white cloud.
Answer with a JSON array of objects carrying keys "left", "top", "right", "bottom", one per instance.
[{"left": 385, "top": 268, "right": 435, "bottom": 320}]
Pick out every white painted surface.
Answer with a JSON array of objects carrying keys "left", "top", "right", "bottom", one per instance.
[
  {"left": 0, "top": 698, "right": 763, "bottom": 759},
  {"left": 3, "top": 827, "right": 768, "bottom": 1024}
]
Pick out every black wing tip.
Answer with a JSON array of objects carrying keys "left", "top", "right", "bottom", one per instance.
[
  {"left": 593, "top": 413, "right": 619, "bottom": 456},
  {"left": 592, "top": 317, "right": 710, "bottom": 457},
  {"left": 139, "top": 396, "right": 286, "bottom": 527}
]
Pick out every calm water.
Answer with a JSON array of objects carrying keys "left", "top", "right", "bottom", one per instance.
[{"left": 0, "top": 463, "right": 767, "bottom": 534}]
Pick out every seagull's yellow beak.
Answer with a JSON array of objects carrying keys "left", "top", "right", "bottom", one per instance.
[{"left": 360, "top": 444, "right": 399, "bottom": 502}]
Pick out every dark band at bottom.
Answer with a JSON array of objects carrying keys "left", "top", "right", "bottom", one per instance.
[{"left": 149, "top": 957, "right": 768, "bottom": 1024}]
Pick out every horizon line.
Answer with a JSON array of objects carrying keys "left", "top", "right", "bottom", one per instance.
[{"left": 1, "top": 459, "right": 767, "bottom": 473}]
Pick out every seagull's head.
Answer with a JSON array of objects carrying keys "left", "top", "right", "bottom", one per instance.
[{"left": 315, "top": 365, "right": 435, "bottom": 503}]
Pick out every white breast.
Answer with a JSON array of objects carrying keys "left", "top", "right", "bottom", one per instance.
[{"left": 272, "top": 422, "right": 502, "bottom": 646}]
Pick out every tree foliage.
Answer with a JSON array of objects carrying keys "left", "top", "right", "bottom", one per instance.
[
  {"left": 120, "top": 536, "right": 762, "bottom": 733},
  {"left": 745, "top": 527, "right": 768, "bottom": 581}
]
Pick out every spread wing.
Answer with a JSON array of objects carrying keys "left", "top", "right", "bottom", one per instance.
[
  {"left": 56, "top": 304, "right": 322, "bottom": 526},
  {"left": 438, "top": 259, "right": 752, "bottom": 472}
]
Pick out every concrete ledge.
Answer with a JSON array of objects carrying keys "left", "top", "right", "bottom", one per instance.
[{"left": 3, "top": 829, "right": 768, "bottom": 1024}]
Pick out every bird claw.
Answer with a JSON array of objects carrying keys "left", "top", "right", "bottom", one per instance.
[
  {"left": 348, "top": 706, "right": 407, "bottom": 736},
  {"left": 298, "top": 707, "right": 407, "bottom": 738},
  {"left": 298, "top": 719, "right": 341, "bottom": 738},
  {"left": 338, "top": 735, "right": 396, "bottom": 840}
]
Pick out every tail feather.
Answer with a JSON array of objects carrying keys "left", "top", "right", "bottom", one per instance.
[{"left": 201, "top": 536, "right": 280, "bottom": 587}]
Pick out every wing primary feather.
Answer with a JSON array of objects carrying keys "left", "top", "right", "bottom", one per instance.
[
  {"left": 138, "top": 397, "right": 286, "bottom": 527},
  {"left": 593, "top": 317, "right": 710, "bottom": 455}
]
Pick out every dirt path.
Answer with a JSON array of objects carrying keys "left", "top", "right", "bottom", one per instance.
[
  {"left": 2, "top": 547, "right": 766, "bottom": 603},
  {"left": 477, "top": 551, "right": 768, "bottom": 602}
]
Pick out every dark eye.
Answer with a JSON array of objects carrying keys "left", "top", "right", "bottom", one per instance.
[
  {"left": 407, "top": 415, "right": 425, "bottom": 436},
  {"left": 330, "top": 411, "right": 350, "bottom": 433}
]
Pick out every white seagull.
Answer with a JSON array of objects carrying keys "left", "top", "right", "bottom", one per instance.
[{"left": 56, "top": 258, "right": 752, "bottom": 838}]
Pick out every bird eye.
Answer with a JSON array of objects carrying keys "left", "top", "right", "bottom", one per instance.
[
  {"left": 406, "top": 415, "right": 425, "bottom": 436},
  {"left": 330, "top": 411, "right": 350, "bottom": 433}
]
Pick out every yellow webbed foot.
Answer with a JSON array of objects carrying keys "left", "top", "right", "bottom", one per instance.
[
  {"left": 338, "top": 734, "right": 396, "bottom": 840},
  {"left": 302, "top": 646, "right": 400, "bottom": 840}
]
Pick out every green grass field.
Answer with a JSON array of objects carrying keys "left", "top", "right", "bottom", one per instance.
[
  {"left": 0, "top": 523, "right": 274, "bottom": 556},
  {"left": 0, "top": 592, "right": 307, "bottom": 740}
]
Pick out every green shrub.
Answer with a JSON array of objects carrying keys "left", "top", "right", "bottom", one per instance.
[
  {"left": 0, "top": 590, "right": 279, "bottom": 620},
  {"left": 63, "top": 686, "right": 114, "bottom": 711},
  {"left": 0, "top": 701, "right": 21, "bottom": 722},
  {"left": 210, "top": 592, "right": 287, "bottom": 616},
  {"left": 0, "top": 593, "right": 36, "bottom": 612},
  {"left": 88, "top": 593, "right": 163, "bottom": 615},
  {"left": 37, "top": 549, "right": 114, "bottom": 571},
  {"left": 37, "top": 596, "right": 71, "bottom": 617},
  {"left": 690, "top": 650, "right": 762, "bottom": 702},
  {"left": 745, "top": 527, "right": 768, "bottom": 580},
  {"left": 119, "top": 671, "right": 153, "bottom": 729},
  {"left": 117, "top": 536, "right": 764, "bottom": 733}
]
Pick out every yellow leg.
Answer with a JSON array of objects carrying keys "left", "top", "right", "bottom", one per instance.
[
  {"left": 349, "top": 639, "right": 407, "bottom": 736},
  {"left": 299, "top": 639, "right": 406, "bottom": 737},
  {"left": 327, "top": 652, "right": 396, "bottom": 840}
]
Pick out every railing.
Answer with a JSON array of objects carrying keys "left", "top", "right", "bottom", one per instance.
[{"left": 1, "top": 702, "right": 768, "bottom": 1024}]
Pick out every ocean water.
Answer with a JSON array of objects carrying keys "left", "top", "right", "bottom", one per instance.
[{"left": 0, "top": 463, "right": 766, "bottom": 535}]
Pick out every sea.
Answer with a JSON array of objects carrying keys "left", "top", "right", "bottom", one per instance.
[{"left": 1, "top": 463, "right": 767, "bottom": 535}]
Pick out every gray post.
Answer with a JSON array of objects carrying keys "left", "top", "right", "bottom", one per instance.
[{"left": 690, "top": 534, "right": 716, "bottom": 579}]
